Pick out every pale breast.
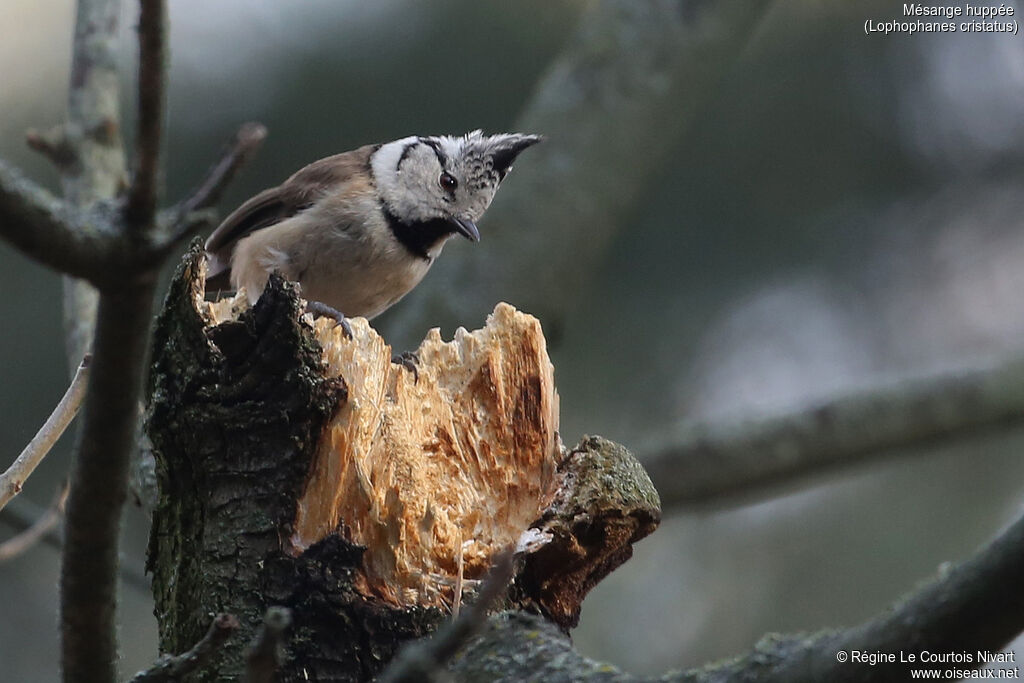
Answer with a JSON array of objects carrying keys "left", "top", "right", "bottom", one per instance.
[
  {"left": 228, "top": 179, "right": 445, "bottom": 319},
  {"left": 290, "top": 193, "right": 440, "bottom": 319}
]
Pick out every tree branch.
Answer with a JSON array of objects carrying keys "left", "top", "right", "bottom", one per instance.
[
  {"left": 243, "top": 607, "right": 292, "bottom": 683},
  {"left": 129, "top": 613, "right": 240, "bottom": 683},
  {"left": 451, "top": 611, "right": 635, "bottom": 682},
  {"left": 0, "top": 356, "right": 89, "bottom": 511},
  {"left": 0, "top": 493, "right": 151, "bottom": 591},
  {"left": 59, "top": 0, "right": 128, "bottom": 369},
  {"left": 447, "top": 500, "right": 1024, "bottom": 682},
  {"left": 0, "top": 483, "right": 68, "bottom": 563},
  {"left": 379, "top": 552, "right": 515, "bottom": 683},
  {"left": 389, "top": 0, "right": 774, "bottom": 342},
  {"left": 0, "top": 161, "right": 114, "bottom": 281},
  {"left": 124, "top": 0, "right": 167, "bottom": 231},
  {"left": 156, "top": 121, "right": 267, "bottom": 250},
  {"left": 26, "top": 125, "right": 77, "bottom": 168},
  {"left": 643, "top": 355, "right": 1024, "bottom": 509},
  {"left": 678, "top": 503, "right": 1024, "bottom": 682},
  {"left": 61, "top": 286, "right": 158, "bottom": 683},
  {"left": 47, "top": 11, "right": 164, "bottom": 682},
  {"left": 179, "top": 122, "right": 268, "bottom": 215},
  {"left": 0, "top": 1, "right": 260, "bottom": 681}
]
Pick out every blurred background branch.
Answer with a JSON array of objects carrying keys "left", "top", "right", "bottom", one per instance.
[
  {"left": 3, "top": 0, "right": 1024, "bottom": 678},
  {"left": 0, "top": 0, "right": 260, "bottom": 679},
  {"left": 164, "top": 122, "right": 267, "bottom": 225},
  {"left": 51, "top": 0, "right": 127, "bottom": 371},
  {"left": 0, "top": 162, "right": 110, "bottom": 280},
  {"left": 122, "top": 0, "right": 167, "bottom": 233},
  {"left": 0, "top": 483, "right": 68, "bottom": 563},
  {"left": 450, "top": 500, "right": 1024, "bottom": 680},
  {"left": 56, "top": 0, "right": 162, "bottom": 677},
  {"left": 679, "top": 498, "right": 1024, "bottom": 682},
  {"left": 389, "top": 0, "right": 775, "bottom": 342},
  {"left": 644, "top": 353, "right": 1024, "bottom": 508},
  {"left": 0, "top": 491, "right": 150, "bottom": 590}
]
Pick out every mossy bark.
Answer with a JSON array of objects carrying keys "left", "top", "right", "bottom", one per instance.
[
  {"left": 145, "top": 245, "right": 662, "bottom": 681},
  {"left": 146, "top": 250, "right": 443, "bottom": 681}
]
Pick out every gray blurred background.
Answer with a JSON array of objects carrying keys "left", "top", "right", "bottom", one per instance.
[{"left": 3, "top": 0, "right": 1024, "bottom": 679}]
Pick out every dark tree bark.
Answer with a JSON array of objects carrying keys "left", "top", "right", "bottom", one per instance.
[
  {"left": 145, "top": 246, "right": 661, "bottom": 681},
  {"left": 146, "top": 253, "right": 442, "bottom": 681}
]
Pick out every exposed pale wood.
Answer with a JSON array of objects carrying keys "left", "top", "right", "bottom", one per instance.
[
  {"left": 148, "top": 244, "right": 661, "bottom": 678},
  {"left": 208, "top": 296, "right": 561, "bottom": 608}
]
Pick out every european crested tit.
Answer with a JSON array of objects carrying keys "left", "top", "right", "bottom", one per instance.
[{"left": 204, "top": 130, "right": 542, "bottom": 326}]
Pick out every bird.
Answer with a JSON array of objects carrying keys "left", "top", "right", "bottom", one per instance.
[{"left": 204, "top": 130, "right": 542, "bottom": 336}]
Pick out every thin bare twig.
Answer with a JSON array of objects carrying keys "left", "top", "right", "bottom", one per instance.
[
  {"left": 643, "top": 355, "right": 1024, "bottom": 509},
  {"left": 156, "top": 208, "right": 218, "bottom": 253},
  {"left": 1, "top": 493, "right": 151, "bottom": 590},
  {"left": 156, "top": 122, "right": 268, "bottom": 250},
  {"left": 124, "top": 0, "right": 167, "bottom": 230},
  {"left": 0, "top": 483, "right": 69, "bottom": 562},
  {"left": 0, "top": 356, "right": 90, "bottom": 511},
  {"left": 0, "top": 161, "right": 113, "bottom": 282},
  {"left": 130, "top": 613, "right": 240, "bottom": 683},
  {"left": 243, "top": 607, "right": 292, "bottom": 683},
  {"left": 181, "top": 122, "right": 268, "bottom": 215},
  {"left": 26, "top": 126, "right": 76, "bottom": 168},
  {"left": 379, "top": 551, "right": 515, "bottom": 683}
]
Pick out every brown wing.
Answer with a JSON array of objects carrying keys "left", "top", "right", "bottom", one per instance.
[{"left": 204, "top": 144, "right": 378, "bottom": 285}]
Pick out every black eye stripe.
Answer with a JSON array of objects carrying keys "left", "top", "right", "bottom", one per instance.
[
  {"left": 395, "top": 141, "right": 417, "bottom": 172},
  {"left": 419, "top": 137, "right": 448, "bottom": 168}
]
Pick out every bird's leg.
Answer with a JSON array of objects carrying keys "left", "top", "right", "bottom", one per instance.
[
  {"left": 306, "top": 301, "right": 353, "bottom": 340},
  {"left": 391, "top": 351, "right": 420, "bottom": 383}
]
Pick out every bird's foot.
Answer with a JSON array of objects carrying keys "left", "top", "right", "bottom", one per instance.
[
  {"left": 306, "top": 301, "right": 353, "bottom": 339},
  {"left": 391, "top": 351, "right": 420, "bottom": 383}
]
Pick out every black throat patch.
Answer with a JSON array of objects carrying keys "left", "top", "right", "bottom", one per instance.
[{"left": 383, "top": 206, "right": 454, "bottom": 261}]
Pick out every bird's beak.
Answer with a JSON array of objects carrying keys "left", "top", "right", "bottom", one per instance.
[{"left": 450, "top": 217, "right": 480, "bottom": 242}]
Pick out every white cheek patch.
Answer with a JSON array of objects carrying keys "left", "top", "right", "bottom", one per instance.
[
  {"left": 372, "top": 138, "right": 418, "bottom": 208},
  {"left": 372, "top": 137, "right": 419, "bottom": 178},
  {"left": 371, "top": 138, "right": 442, "bottom": 224}
]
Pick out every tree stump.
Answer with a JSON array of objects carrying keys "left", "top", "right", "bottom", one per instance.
[{"left": 146, "top": 245, "right": 661, "bottom": 681}]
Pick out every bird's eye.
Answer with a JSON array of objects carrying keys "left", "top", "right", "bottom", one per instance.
[{"left": 439, "top": 172, "right": 458, "bottom": 193}]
